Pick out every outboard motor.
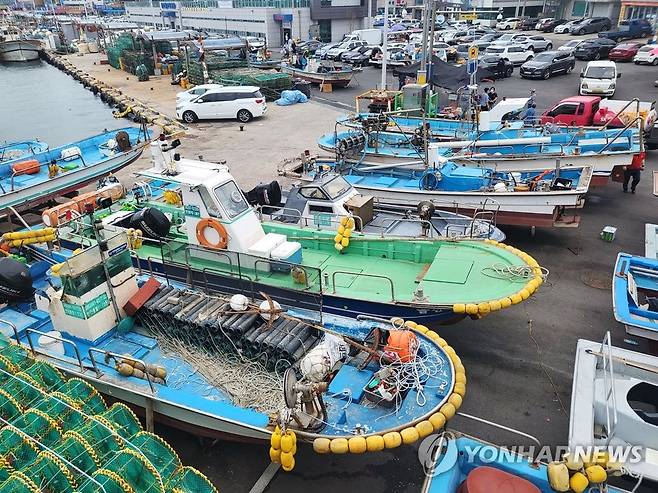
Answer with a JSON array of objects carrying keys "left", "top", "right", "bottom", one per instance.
[
  {"left": 115, "top": 131, "right": 132, "bottom": 152},
  {"left": 244, "top": 181, "right": 282, "bottom": 207},
  {"left": 128, "top": 207, "right": 171, "bottom": 240},
  {"left": 0, "top": 258, "right": 34, "bottom": 303}
]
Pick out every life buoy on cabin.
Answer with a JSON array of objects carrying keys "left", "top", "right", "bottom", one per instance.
[{"left": 196, "top": 218, "right": 228, "bottom": 249}]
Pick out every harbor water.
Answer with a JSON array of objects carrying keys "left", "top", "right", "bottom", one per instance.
[{"left": 0, "top": 59, "right": 119, "bottom": 146}]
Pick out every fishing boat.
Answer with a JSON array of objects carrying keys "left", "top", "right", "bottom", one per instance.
[
  {"left": 570, "top": 333, "right": 658, "bottom": 483},
  {"left": 301, "top": 155, "right": 592, "bottom": 228},
  {"left": 0, "top": 332, "right": 216, "bottom": 492},
  {"left": 0, "top": 228, "right": 466, "bottom": 470},
  {"left": 280, "top": 59, "right": 354, "bottom": 87},
  {"left": 612, "top": 253, "right": 658, "bottom": 342},
  {"left": 0, "top": 25, "right": 41, "bottom": 62},
  {"left": 0, "top": 139, "right": 48, "bottom": 162},
  {"left": 421, "top": 430, "right": 636, "bottom": 493},
  {"left": 0, "top": 127, "right": 150, "bottom": 212},
  {"left": 319, "top": 125, "right": 640, "bottom": 187},
  {"left": 246, "top": 173, "right": 506, "bottom": 241},
  {"left": 249, "top": 59, "right": 281, "bottom": 69},
  {"left": 47, "top": 141, "right": 543, "bottom": 324}
]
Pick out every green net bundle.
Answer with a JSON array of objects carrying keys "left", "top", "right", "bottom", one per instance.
[{"left": 0, "top": 338, "right": 218, "bottom": 493}]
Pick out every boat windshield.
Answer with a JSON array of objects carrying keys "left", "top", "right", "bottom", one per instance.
[
  {"left": 322, "top": 176, "right": 352, "bottom": 199},
  {"left": 214, "top": 180, "right": 249, "bottom": 219}
]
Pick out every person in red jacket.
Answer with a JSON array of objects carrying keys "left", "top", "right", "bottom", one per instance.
[{"left": 623, "top": 152, "right": 645, "bottom": 193}]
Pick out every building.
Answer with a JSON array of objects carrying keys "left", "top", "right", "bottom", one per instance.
[
  {"left": 561, "top": 0, "right": 621, "bottom": 21},
  {"left": 619, "top": 0, "right": 658, "bottom": 21},
  {"left": 125, "top": 0, "right": 374, "bottom": 46}
]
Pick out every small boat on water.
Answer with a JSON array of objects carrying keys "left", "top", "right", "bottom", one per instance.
[
  {"left": 0, "top": 139, "right": 48, "bottom": 162},
  {"left": 0, "top": 127, "right": 150, "bottom": 212},
  {"left": 0, "top": 332, "right": 216, "bottom": 492},
  {"left": 0, "top": 228, "right": 466, "bottom": 466},
  {"left": 48, "top": 142, "right": 543, "bottom": 324},
  {"left": 280, "top": 59, "right": 354, "bottom": 87},
  {"left": 612, "top": 253, "right": 658, "bottom": 342},
  {"left": 302, "top": 156, "right": 593, "bottom": 228},
  {"left": 570, "top": 333, "right": 658, "bottom": 483},
  {"left": 246, "top": 173, "right": 506, "bottom": 241},
  {"left": 0, "top": 25, "right": 41, "bottom": 62}
]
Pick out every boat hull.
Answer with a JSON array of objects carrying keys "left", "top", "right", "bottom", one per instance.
[
  {"left": 280, "top": 65, "right": 352, "bottom": 87},
  {"left": 0, "top": 40, "right": 40, "bottom": 62}
]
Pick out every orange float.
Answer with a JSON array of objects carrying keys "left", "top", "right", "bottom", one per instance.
[
  {"left": 12, "top": 160, "right": 40, "bottom": 176},
  {"left": 196, "top": 218, "right": 228, "bottom": 249},
  {"left": 384, "top": 330, "right": 418, "bottom": 363}
]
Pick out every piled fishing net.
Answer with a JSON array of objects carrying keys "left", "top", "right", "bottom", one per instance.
[{"left": 0, "top": 337, "right": 218, "bottom": 493}]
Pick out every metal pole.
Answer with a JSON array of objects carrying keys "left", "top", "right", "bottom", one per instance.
[
  {"left": 381, "top": 0, "right": 389, "bottom": 89},
  {"left": 427, "top": 2, "right": 436, "bottom": 84},
  {"left": 367, "top": 0, "right": 372, "bottom": 29},
  {"left": 420, "top": 2, "right": 429, "bottom": 72}
]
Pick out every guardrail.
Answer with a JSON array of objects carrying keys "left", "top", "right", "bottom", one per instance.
[{"left": 331, "top": 270, "right": 395, "bottom": 302}]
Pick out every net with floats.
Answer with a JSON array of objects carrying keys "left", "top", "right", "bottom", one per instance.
[{"left": 0, "top": 336, "right": 218, "bottom": 493}]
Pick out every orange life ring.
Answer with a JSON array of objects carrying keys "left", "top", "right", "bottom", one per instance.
[{"left": 196, "top": 218, "right": 228, "bottom": 249}]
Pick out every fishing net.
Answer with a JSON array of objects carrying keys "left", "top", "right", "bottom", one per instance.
[
  {"left": 54, "top": 431, "right": 101, "bottom": 476},
  {"left": 0, "top": 472, "right": 40, "bottom": 493},
  {"left": 99, "top": 403, "right": 142, "bottom": 441},
  {"left": 0, "top": 389, "right": 22, "bottom": 422},
  {"left": 168, "top": 466, "right": 219, "bottom": 493},
  {"left": 0, "top": 428, "right": 39, "bottom": 470},
  {"left": 58, "top": 378, "right": 107, "bottom": 415},
  {"left": 132, "top": 431, "right": 182, "bottom": 481},
  {"left": 28, "top": 450, "right": 77, "bottom": 493},
  {"left": 10, "top": 409, "right": 62, "bottom": 448}
]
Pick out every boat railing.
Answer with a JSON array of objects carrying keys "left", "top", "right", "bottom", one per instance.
[
  {"left": 257, "top": 205, "right": 365, "bottom": 232},
  {"left": 464, "top": 144, "right": 515, "bottom": 155},
  {"left": 23, "top": 327, "right": 86, "bottom": 373},
  {"left": 521, "top": 143, "right": 565, "bottom": 156},
  {"left": 7, "top": 151, "right": 89, "bottom": 192},
  {"left": 598, "top": 117, "right": 643, "bottom": 154},
  {"left": 377, "top": 217, "right": 436, "bottom": 238},
  {"left": 88, "top": 347, "right": 156, "bottom": 393},
  {"left": 331, "top": 271, "right": 395, "bottom": 302},
  {"left": 599, "top": 98, "right": 641, "bottom": 132},
  {"left": 599, "top": 331, "right": 619, "bottom": 446}
]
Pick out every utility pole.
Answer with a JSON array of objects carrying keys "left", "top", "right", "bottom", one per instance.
[
  {"left": 381, "top": 0, "right": 389, "bottom": 89},
  {"left": 420, "top": 1, "right": 429, "bottom": 72},
  {"left": 367, "top": 0, "right": 372, "bottom": 29}
]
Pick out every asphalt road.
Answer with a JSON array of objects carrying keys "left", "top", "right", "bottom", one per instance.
[{"left": 162, "top": 32, "right": 658, "bottom": 493}]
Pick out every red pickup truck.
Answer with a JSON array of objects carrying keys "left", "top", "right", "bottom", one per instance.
[{"left": 540, "top": 96, "right": 656, "bottom": 133}]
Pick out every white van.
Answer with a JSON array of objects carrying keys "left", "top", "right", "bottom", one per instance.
[
  {"left": 176, "top": 84, "right": 224, "bottom": 105},
  {"left": 580, "top": 60, "right": 620, "bottom": 97},
  {"left": 176, "top": 86, "right": 267, "bottom": 123}
]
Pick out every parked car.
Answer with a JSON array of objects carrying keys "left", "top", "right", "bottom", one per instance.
[
  {"left": 542, "top": 96, "right": 656, "bottom": 131},
  {"left": 340, "top": 46, "right": 374, "bottom": 66},
  {"left": 520, "top": 50, "right": 576, "bottom": 79},
  {"left": 176, "top": 84, "right": 223, "bottom": 105},
  {"left": 634, "top": 44, "right": 658, "bottom": 65},
  {"left": 433, "top": 42, "right": 457, "bottom": 60},
  {"left": 478, "top": 55, "right": 514, "bottom": 78},
  {"left": 455, "top": 44, "right": 471, "bottom": 61},
  {"left": 315, "top": 42, "right": 341, "bottom": 58},
  {"left": 534, "top": 18, "right": 554, "bottom": 30},
  {"left": 484, "top": 44, "right": 534, "bottom": 65},
  {"left": 599, "top": 18, "right": 653, "bottom": 42},
  {"left": 608, "top": 42, "right": 644, "bottom": 62},
  {"left": 325, "top": 40, "right": 368, "bottom": 60},
  {"left": 540, "top": 19, "right": 567, "bottom": 32},
  {"left": 297, "top": 39, "right": 324, "bottom": 54},
  {"left": 176, "top": 86, "right": 266, "bottom": 124},
  {"left": 558, "top": 39, "right": 585, "bottom": 54},
  {"left": 497, "top": 18, "right": 521, "bottom": 30},
  {"left": 519, "top": 18, "right": 540, "bottom": 31},
  {"left": 370, "top": 46, "right": 410, "bottom": 67},
  {"left": 554, "top": 19, "right": 584, "bottom": 34},
  {"left": 574, "top": 38, "right": 616, "bottom": 60},
  {"left": 570, "top": 17, "right": 611, "bottom": 35},
  {"left": 490, "top": 33, "right": 528, "bottom": 46},
  {"left": 524, "top": 35, "right": 553, "bottom": 52},
  {"left": 579, "top": 61, "right": 620, "bottom": 97},
  {"left": 473, "top": 33, "right": 503, "bottom": 50},
  {"left": 242, "top": 36, "right": 266, "bottom": 51}
]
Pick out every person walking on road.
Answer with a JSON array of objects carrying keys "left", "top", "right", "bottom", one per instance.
[{"left": 623, "top": 152, "right": 645, "bottom": 193}]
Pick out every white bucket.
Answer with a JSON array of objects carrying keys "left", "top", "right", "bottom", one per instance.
[
  {"left": 88, "top": 42, "right": 99, "bottom": 53},
  {"left": 493, "top": 182, "right": 507, "bottom": 193},
  {"left": 38, "top": 331, "right": 65, "bottom": 356}
]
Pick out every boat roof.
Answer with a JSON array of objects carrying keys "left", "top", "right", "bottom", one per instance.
[{"left": 137, "top": 159, "right": 232, "bottom": 187}]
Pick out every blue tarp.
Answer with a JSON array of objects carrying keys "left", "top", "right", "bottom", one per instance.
[{"left": 275, "top": 90, "right": 309, "bottom": 106}]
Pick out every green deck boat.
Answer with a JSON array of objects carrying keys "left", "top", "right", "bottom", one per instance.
[{"left": 50, "top": 153, "right": 544, "bottom": 324}]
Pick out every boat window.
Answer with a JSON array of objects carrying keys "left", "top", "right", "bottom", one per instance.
[
  {"left": 61, "top": 249, "right": 131, "bottom": 298},
  {"left": 199, "top": 186, "right": 222, "bottom": 218},
  {"left": 322, "top": 176, "right": 352, "bottom": 199},
  {"left": 627, "top": 382, "right": 658, "bottom": 426},
  {"left": 309, "top": 204, "right": 334, "bottom": 214},
  {"left": 299, "top": 187, "right": 328, "bottom": 200},
  {"left": 214, "top": 180, "right": 249, "bottom": 219}
]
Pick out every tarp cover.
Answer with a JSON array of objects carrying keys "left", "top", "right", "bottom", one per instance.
[
  {"left": 275, "top": 90, "right": 309, "bottom": 106},
  {"left": 393, "top": 57, "right": 497, "bottom": 90}
]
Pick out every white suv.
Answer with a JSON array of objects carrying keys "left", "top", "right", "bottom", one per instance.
[
  {"left": 176, "top": 84, "right": 224, "bottom": 105},
  {"left": 485, "top": 44, "right": 534, "bottom": 65},
  {"left": 176, "top": 86, "right": 267, "bottom": 123},
  {"left": 497, "top": 18, "right": 521, "bottom": 30}
]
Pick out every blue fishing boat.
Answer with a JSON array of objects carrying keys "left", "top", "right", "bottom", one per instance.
[
  {"left": 612, "top": 253, "right": 658, "bottom": 342},
  {"left": 0, "top": 139, "right": 48, "bottom": 162},
  {"left": 320, "top": 125, "right": 640, "bottom": 187},
  {"left": 0, "top": 228, "right": 465, "bottom": 471},
  {"left": 302, "top": 155, "right": 592, "bottom": 228},
  {"left": 421, "top": 432, "right": 634, "bottom": 493},
  {"left": 0, "top": 127, "right": 150, "bottom": 212}
]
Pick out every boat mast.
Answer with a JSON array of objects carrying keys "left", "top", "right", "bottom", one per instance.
[{"left": 380, "top": 0, "right": 389, "bottom": 89}]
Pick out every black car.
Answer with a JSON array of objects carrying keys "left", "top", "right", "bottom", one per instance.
[
  {"left": 478, "top": 56, "right": 514, "bottom": 79},
  {"left": 570, "top": 17, "right": 611, "bottom": 35},
  {"left": 540, "top": 19, "right": 567, "bottom": 32},
  {"left": 520, "top": 50, "right": 576, "bottom": 79},
  {"left": 340, "top": 46, "right": 373, "bottom": 66},
  {"left": 574, "top": 38, "right": 616, "bottom": 60},
  {"left": 519, "top": 18, "right": 540, "bottom": 31}
]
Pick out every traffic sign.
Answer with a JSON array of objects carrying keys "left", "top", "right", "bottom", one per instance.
[
  {"left": 467, "top": 59, "right": 478, "bottom": 75},
  {"left": 468, "top": 46, "right": 478, "bottom": 60}
]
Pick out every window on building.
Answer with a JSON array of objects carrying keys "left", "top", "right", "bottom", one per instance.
[{"left": 318, "top": 19, "right": 331, "bottom": 42}]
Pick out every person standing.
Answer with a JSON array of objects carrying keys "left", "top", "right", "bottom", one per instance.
[
  {"left": 623, "top": 152, "right": 645, "bottom": 193},
  {"left": 479, "top": 88, "right": 490, "bottom": 111},
  {"left": 488, "top": 87, "right": 498, "bottom": 107},
  {"left": 523, "top": 103, "right": 537, "bottom": 125}
]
